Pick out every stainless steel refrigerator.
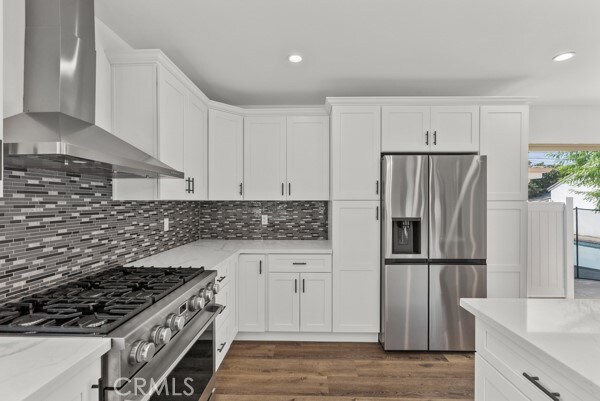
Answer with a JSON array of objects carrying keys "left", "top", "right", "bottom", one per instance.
[{"left": 380, "top": 155, "right": 487, "bottom": 351}]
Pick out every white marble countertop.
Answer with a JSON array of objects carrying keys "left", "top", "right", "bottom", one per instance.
[
  {"left": 0, "top": 336, "right": 111, "bottom": 401},
  {"left": 461, "top": 298, "right": 600, "bottom": 395},
  {"left": 127, "top": 239, "right": 332, "bottom": 269}
]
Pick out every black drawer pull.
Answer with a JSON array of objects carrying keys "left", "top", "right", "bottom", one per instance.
[
  {"left": 292, "top": 262, "right": 307, "bottom": 265},
  {"left": 523, "top": 373, "right": 561, "bottom": 401},
  {"left": 217, "top": 276, "right": 226, "bottom": 282},
  {"left": 218, "top": 342, "right": 227, "bottom": 352}
]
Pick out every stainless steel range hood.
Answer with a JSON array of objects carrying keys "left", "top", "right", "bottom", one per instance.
[{"left": 3, "top": 0, "right": 184, "bottom": 179}]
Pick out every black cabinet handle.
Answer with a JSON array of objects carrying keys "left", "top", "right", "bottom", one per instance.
[
  {"left": 185, "top": 177, "right": 191, "bottom": 193},
  {"left": 294, "top": 279, "right": 298, "bottom": 293},
  {"left": 217, "top": 276, "right": 226, "bottom": 282},
  {"left": 288, "top": 183, "right": 291, "bottom": 196},
  {"left": 282, "top": 183, "right": 284, "bottom": 196},
  {"left": 259, "top": 260, "right": 262, "bottom": 275},
  {"left": 239, "top": 183, "right": 243, "bottom": 196},
  {"left": 302, "top": 279, "right": 305, "bottom": 293},
  {"left": 376, "top": 206, "right": 379, "bottom": 220},
  {"left": 191, "top": 177, "right": 195, "bottom": 194},
  {"left": 523, "top": 373, "right": 561, "bottom": 401},
  {"left": 376, "top": 180, "right": 379, "bottom": 195},
  {"left": 433, "top": 130, "right": 437, "bottom": 145},
  {"left": 425, "top": 131, "right": 429, "bottom": 145},
  {"left": 218, "top": 342, "right": 227, "bottom": 352},
  {"left": 292, "top": 262, "right": 307, "bottom": 265}
]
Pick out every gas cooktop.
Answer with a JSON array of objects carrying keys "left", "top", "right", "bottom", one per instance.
[{"left": 0, "top": 266, "right": 205, "bottom": 335}]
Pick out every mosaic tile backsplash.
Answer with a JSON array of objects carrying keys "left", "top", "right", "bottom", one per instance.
[
  {"left": 0, "top": 168, "right": 200, "bottom": 303},
  {"left": 199, "top": 201, "right": 328, "bottom": 240}
]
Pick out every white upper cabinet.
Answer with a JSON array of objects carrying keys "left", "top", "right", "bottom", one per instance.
[
  {"left": 109, "top": 51, "right": 209, "bottom": 201},
  {"left": 430, "top": 105, "right": 480, "bottom": 152},
  {"left": 382, "top": 106, "right": 431, "bottom": 152},
  {"left": 381, "top": 105, "right": 479, "bottom": 152},
  {"left": 332, "top": 106, "right": 381, "bottom": 201},
  {"left": 208, "top": 109, "right": 244, "bottom": 200},
  {"left": 244, "top": 116, "right": 287, "bottom": 200},
  {"left": 480, "top": 105, "right": 529, "bottom": 201},
  {"left": 286, "top": 116, "right": 330, "bottom": 201}
]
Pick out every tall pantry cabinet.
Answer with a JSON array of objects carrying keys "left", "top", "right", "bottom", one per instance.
[{"left": 330, "top": 106, "right": 381, "bottom": 333}]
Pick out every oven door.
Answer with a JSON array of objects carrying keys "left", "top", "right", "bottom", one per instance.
[{"left": 113, "top": 304, "right": 223, "bottom": 401}]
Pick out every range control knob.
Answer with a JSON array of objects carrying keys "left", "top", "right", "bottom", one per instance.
[
  {"left": 189, "top": 294, "right": 206, "bottom": 311},
  {"left": 150, "top": 326, "right": 172, "bottom": 345},
  {"left": 212, "top": 283, "right": 220, "bottom": 295},
  {"left": 166, "top": 313, "right": 186, "bottom": 331},
  {"left": 129, "top": 340, "right": 156, "bottom": 364},
  {"left": 199, "top": 288, "right": 213, "bottom": 302}
]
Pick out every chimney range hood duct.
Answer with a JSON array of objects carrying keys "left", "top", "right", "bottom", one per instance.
[{"left": 3, "top": 0, "right": 184, "bottom": 179}]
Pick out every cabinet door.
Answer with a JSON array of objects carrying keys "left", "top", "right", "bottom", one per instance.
[
  {"left": 208, "top": 109, "right": 244, "bottom": 200},
  {"left": 158, "top": 68, "right": 187, "bottom": 199},
  {"left": 268, "top": 272, "right": 300, "bottom": 332},
  {"left": 331, "top": 106, "right": 381, "bottom": 200},
  {"left": 480, "top": 105, "right": 529, "bottom": 201},
  {"left": 238, "top": 254, "right": 266, "bottom": 332},
  {"left": 300, "top": 273, "right": 332, "bottom": 332},
  {"left": 181, "top": 94, "right": 208, "bottom": 200},
  {"left": 430, "top": 105, "right": 480, "bottom": 152},
  {"left": 475, "top": 355, "right": 531, "bottom": 401},
  {"left": 332, "top": 201, "right": 380, "bottom": 332},
  {"left": 381, "top": 106, "right": 430, "bottom": 152},
  {"left": 286, "top": 116, "right": 330, "bottom": 200},
  {"left": 111, "top": 63, "right": 159, "bottom": 200},
  {"left": 244, "top": 116, "right": 287, "bottom": 200}
]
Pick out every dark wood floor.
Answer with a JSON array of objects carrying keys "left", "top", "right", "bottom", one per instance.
[{"left": 214, "top": 341, "right": 474, "bottom": 401}]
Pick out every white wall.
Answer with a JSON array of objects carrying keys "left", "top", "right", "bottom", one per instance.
[{"left": 530, "top": 105, "right": 600, "bottom": 145}]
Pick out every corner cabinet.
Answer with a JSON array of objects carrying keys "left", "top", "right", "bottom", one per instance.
[
  {"left": 108, "top": 50, "right": 208, "bottom": 201},
  {"left": 332, "top": 201, "right": 380, "bottom": 333},
  {"left": 241, "top": 115, "right": 330, "bottom": 201},
  {"left": 331, "top": 106, "right": 381, "bottom": 201},
  {"left": 208, "top": 109, "right": 244, "bottom": 200}
]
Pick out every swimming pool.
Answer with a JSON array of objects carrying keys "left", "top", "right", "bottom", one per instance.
[{"left": 575, "top": 241, "right": 600, "bottom": 280}]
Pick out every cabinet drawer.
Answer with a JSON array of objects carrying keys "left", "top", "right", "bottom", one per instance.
[
  {"left": 214, "top": 259, "right": 231, "bottom": 289},
  {"left": 478, "top": 323, "right": 586, "bottom": 401},
  {"left": 268, "top": 254, "right": 332, "bottom": 273}
]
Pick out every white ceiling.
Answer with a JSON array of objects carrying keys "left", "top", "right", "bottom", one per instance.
[{"left": 96, "top": 0, "right": 600, "bottom": 106}]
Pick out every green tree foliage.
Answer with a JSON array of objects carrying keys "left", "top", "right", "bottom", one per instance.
[
  {"left": 528, "top": 167, "right": 564, "bottom": 199},
  {"left": 552, "top": 151, "right": 600, "bottom": 209}
]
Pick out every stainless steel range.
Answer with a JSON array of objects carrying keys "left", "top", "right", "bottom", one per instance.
[{"left": 0, "top": 266, "right": 222, "bottom": 401}]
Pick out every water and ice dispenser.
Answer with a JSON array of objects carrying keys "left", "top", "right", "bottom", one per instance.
[{"left": 392, "top": 218, "right": 421, "bottom": 254}]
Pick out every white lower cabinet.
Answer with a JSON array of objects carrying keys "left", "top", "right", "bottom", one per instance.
[
  {"left": 45, "top": 358, "right": 102, "bottom": 401},
  {"left": 268, "top": 272, "right": 332, "bottom": 333},
  {"left": 268, "top": 273, "right": 300, "bottom": 332},
  {"left": 476, "top": 355, "right": 530, "bottom": 401},
  {"left": 237, "top": 254, "right": 266, "bottom": 332},
  {"left": 300, "top": 273, "right": 332, "bottom": 332}
]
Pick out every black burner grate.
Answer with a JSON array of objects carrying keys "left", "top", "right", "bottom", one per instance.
[{"left": 0, "top": 266, "right": 204, "bottom": 335}]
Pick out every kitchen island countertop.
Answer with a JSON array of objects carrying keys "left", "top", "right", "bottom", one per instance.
[
  {"left": 0, "top": 336, "right": 111, "bottom": 401},
  {"left": 461, "top": 298, "right": 600, "bottom": 397}
]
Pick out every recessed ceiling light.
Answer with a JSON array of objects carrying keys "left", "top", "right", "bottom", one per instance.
[
  {"left": 552, "top": 52, "right": 576, "bottom": 62},
  {"left": 288, "top": 54, "right": 303, "bottom": 63}
]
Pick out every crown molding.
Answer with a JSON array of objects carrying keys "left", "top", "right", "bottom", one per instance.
[{"left": 325, "top": 96, "right": 536, "bottom": 107}]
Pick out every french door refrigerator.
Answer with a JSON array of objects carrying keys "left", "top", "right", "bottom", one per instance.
[{"left": 380, "top": 154, "right": 487, "bottom": 351}]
